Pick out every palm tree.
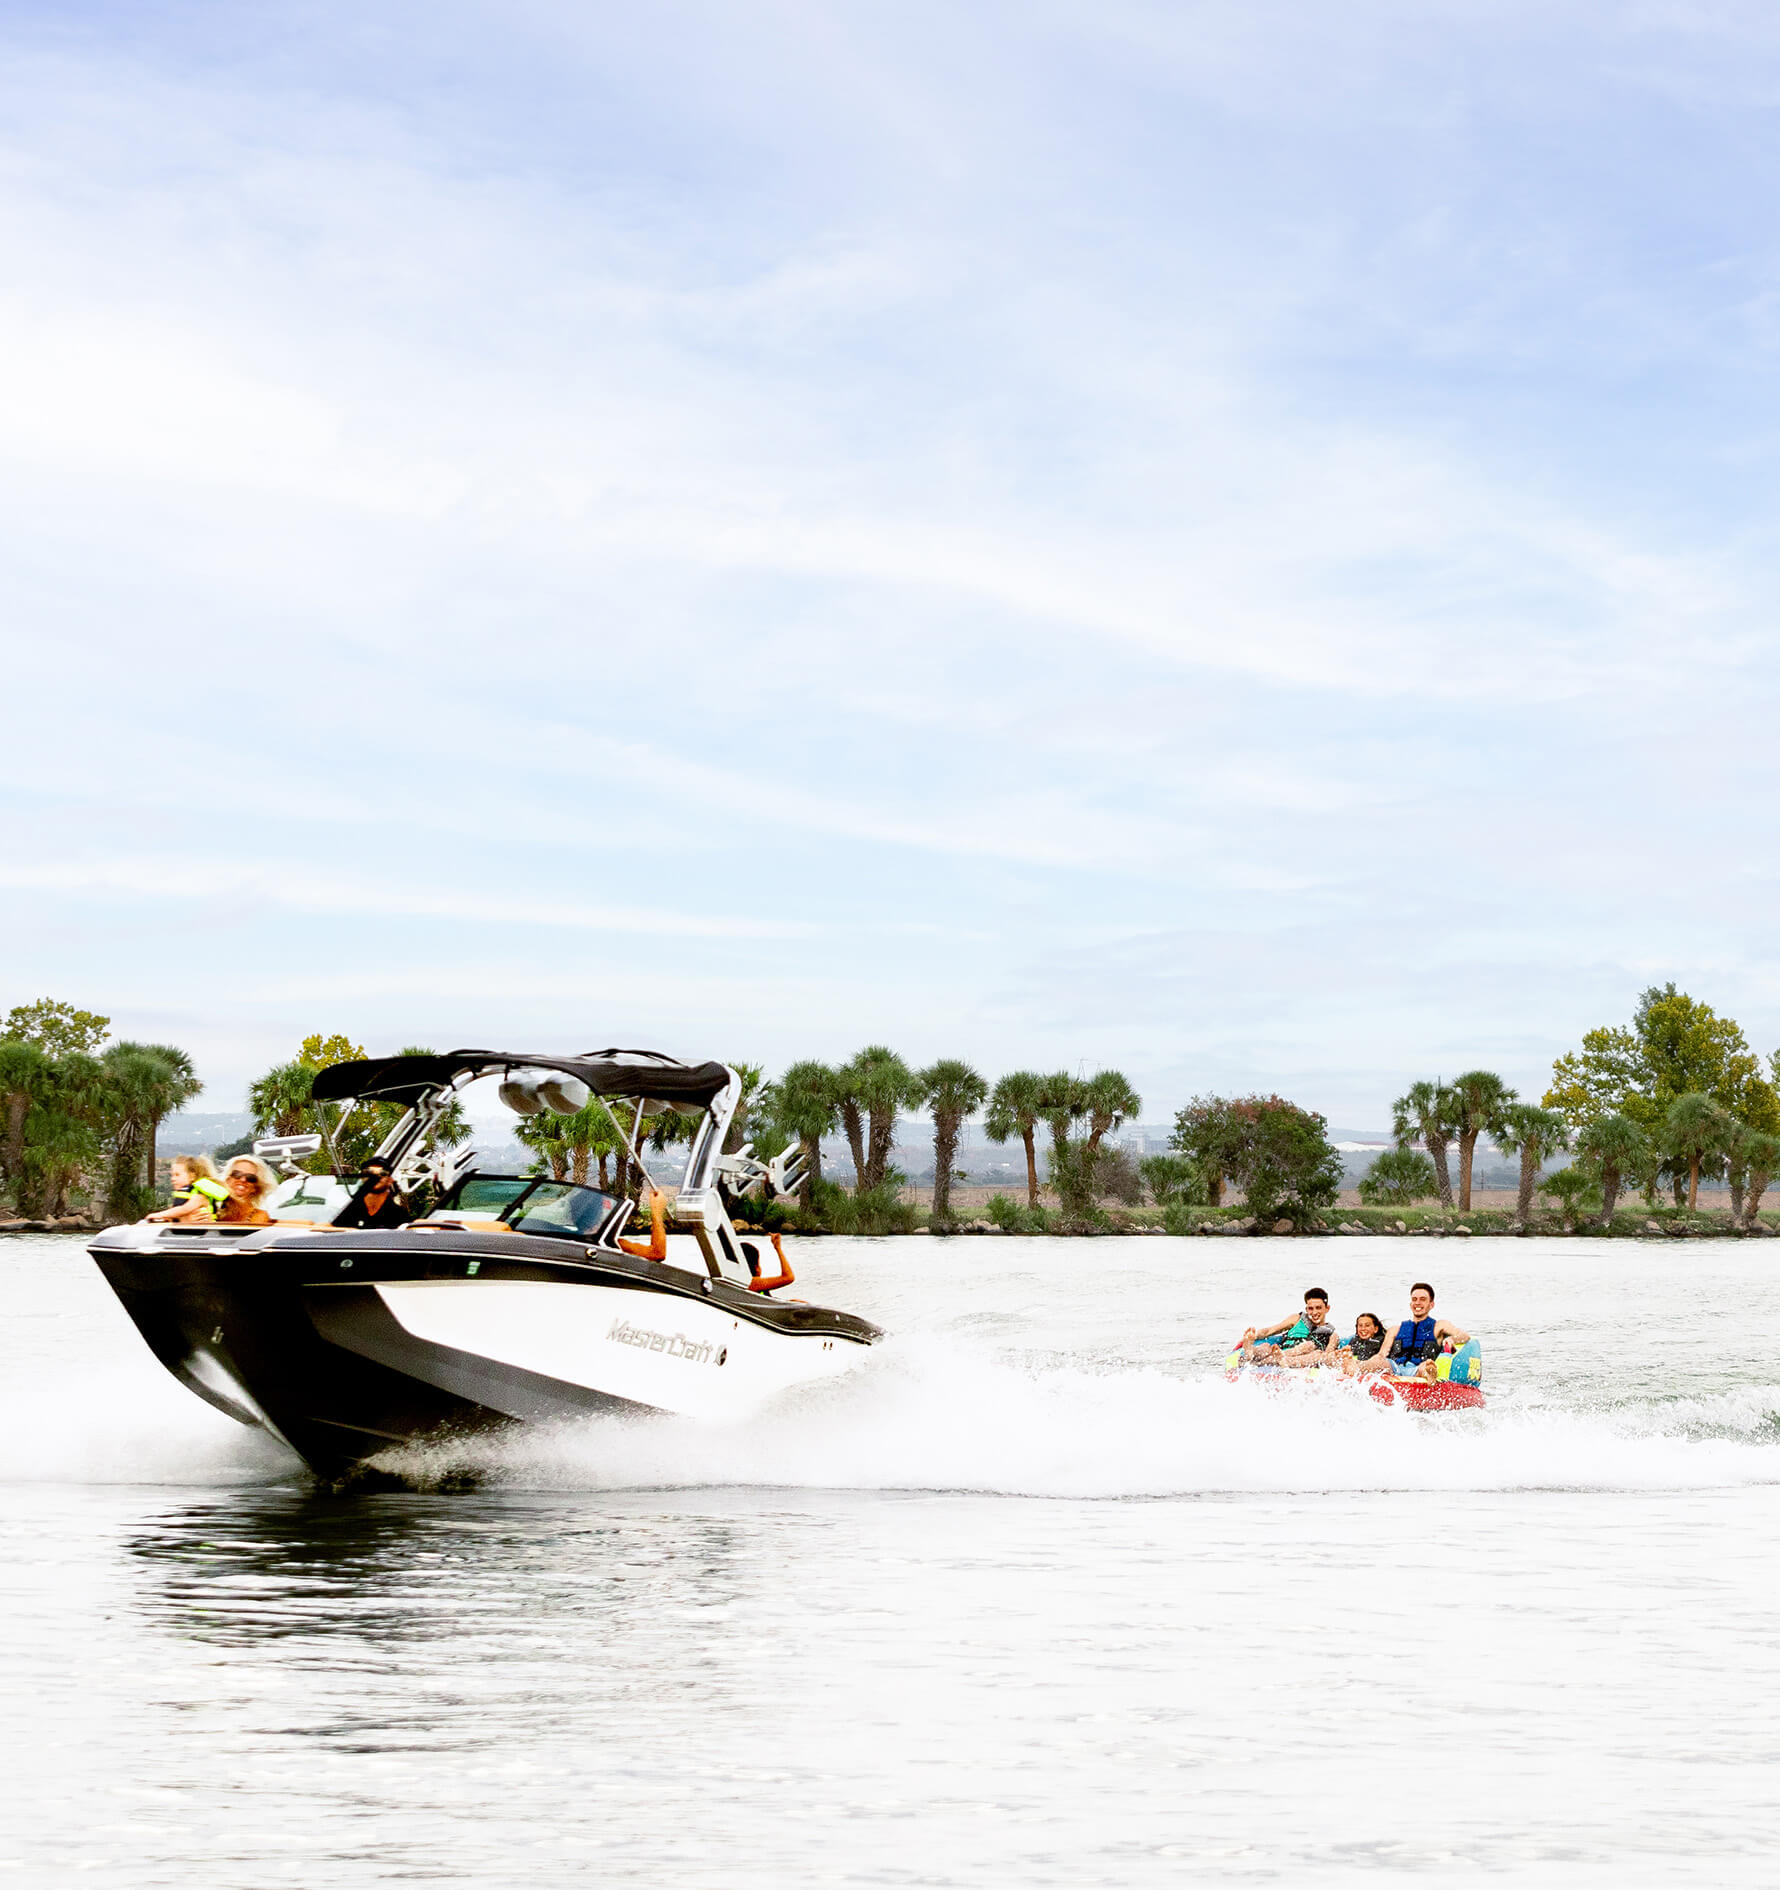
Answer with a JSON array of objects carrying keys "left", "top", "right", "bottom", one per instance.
[
  {"left": 985, "top": 1071, "right": 1048, "bottom": 1209},
  {"left": 99, "top": 1041, "right": 202, "bottom": 1223},
  {"left": 1391, "top": 1080, "right": 1458, "bottom": 1210},
  {"left": 1718, "top": 1111, "right": 1776, "bottom": 1222},
  {"left": 721, "top": 1062, "right": 767, "bottom": 1155},
  {"left": 1494, "top": 1102, "right": 1568, "bottom": 1226},
  {"left": 514, "top": 1110, "right": 570, "bottom": 1181},
  {"left": 1038, "top": 1072, "right": 1098, "bottom": 1221},
  {"left": 835, "top": 1046, "right": 921, "bottom": 1194},
  {"left": 769, "top": 1061, "right": 838, "bottom": 1210},
  {"left": 1449, "top": 1070, "right": 1516, "bottom": 1211},
  {"left": 919, "top": 1059, "right": 988, "bottom": 1225},
  {"left": 25, "top": 1052, "right": 107, "bottom": 1218},
  {"left": 1574, "top": 1112, "right": 1652, "bottom": 1227},
  {"left": 249, "top": 1059, "right": 320, "bottom": 1138},
  {"left": 1740, "top": 1131, "right": 1780, "bottom": 1227},
  {"left": 1661, "top": 1091, "right": 1730, "bottom": 1211},
  {"left": 0, "top": 1037, "right": 50, "bottom": 1212},
  {"left": 1082, "top": 1070, "right": 1142, "bottom": 1159}
]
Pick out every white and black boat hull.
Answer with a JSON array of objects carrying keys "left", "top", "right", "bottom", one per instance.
[{"left": 90, "top": 1225, "right": 879, "bottom": 1483}]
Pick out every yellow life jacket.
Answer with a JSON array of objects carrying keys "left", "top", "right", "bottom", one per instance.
[{"left": 175, "top": 1175, "right": 231, "bottom": 1220}]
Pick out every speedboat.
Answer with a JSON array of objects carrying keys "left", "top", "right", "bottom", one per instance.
[{"left": 89, "top": 1048, "right": 881, "bottom": 1482}]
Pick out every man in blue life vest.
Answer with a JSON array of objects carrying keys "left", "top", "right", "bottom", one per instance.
[
  {"left": 1350, "top": 1281, "right": 1469, "bottom": 1381},
  {"left": 1238, "top": 1288, "right": 1338, "bottom": 1368}
]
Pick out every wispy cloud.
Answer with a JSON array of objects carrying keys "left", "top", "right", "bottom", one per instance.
[{"left": 5, "top": 3, "right": 1780, "bottom": 1114}]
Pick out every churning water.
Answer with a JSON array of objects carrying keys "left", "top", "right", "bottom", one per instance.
[{"left": 4, "top": 1232, "right": 1779, "bottom": 1884}]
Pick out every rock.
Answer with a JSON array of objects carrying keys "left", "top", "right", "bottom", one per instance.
[
  {"left": 51, "top": 1215, "right": 88, "bottom": 1231},
  {"left": 1454, "top": 1226, "right": 1472, "bottom": 1236},
  {"left": 1394, "top": 1221, "right": 1408, "bottom": 1233},
  {"left": 1272, "top": 1218, "right": 1294, "bottom": 1235},
  {"left": 1645, "top": 1221, "right": 1661, "bottom": 1234}
]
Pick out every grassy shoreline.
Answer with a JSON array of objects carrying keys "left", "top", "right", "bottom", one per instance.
[{"left": 782, "top": 1203, "right": 1780, "bottom": 1238}]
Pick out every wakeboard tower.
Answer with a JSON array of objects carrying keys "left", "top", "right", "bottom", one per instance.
[{"left": 90, "top": 1047, "right": 879, "bottom": 1483}]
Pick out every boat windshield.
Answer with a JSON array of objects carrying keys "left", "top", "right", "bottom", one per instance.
[{"left": 438, "top": 1175, "right": 622, "bottom": 1242}]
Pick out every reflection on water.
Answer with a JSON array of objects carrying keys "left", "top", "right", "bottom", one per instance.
[{"left": 126, "top": 1489, "right": 757, "bottom": 1654}]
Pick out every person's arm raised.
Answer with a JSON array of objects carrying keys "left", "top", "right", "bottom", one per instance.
[{"left": 616, "top": 1188, "right": 668, "bottom": 1262}]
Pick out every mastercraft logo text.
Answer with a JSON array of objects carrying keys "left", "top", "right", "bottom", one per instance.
[{"left": 606, "top": 1319, "right": 716, "bottom": 1364}]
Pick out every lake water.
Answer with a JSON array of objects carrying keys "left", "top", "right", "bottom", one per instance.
[{"left": 4, "top": 1231, "right": 1779, "bottom": 1885}]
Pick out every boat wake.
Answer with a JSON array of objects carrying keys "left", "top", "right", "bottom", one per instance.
[
  {"left": 7, "top": 1329, "right": 1778, "bottom": 1498},
  {"left": 367, "top": 1335, "right": 1780, "bottom": 1498}
]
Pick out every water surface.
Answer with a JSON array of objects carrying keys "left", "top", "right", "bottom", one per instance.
[{"left": 4, "top": 1233, "right": 1777, "bottom": 1884}]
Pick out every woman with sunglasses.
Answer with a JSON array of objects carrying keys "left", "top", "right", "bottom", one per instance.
[{"left": 217, "top": 1155, "right": 276, "bottom": 1225}]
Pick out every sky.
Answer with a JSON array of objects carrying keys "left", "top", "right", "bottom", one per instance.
[{"left": 5, "top": 0, "right": 1780, "bottom": 1125}]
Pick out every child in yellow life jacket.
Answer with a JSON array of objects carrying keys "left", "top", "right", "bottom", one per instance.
[{"left": 146, "top": 1154, "right": 231, "bottom": 1224}]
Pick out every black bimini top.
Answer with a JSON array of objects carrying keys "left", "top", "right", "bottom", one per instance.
[{"left": 308, "top": 1048, "right": 734, "bottom": 1110}]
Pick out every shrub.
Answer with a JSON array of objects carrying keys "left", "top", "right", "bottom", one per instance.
[
  {"left": 1045, "top": 1139, "right": 1110, "bottom": 1229},
  {"left": 1095, "top": 1145, "right": 1143, "bottom": 1205},
  {"left": 1538, "top": 1166, "right": 1601, "bottom": 1228},
  {"left": 810, "top": 1178, "right": 917, "bottom": 1236},
  {"left": 986, "top": 1192, "right": 1052, "bottom": 1233},
  {"left": 1358, "top": 1147, "right": 1439, "bottom": 1206},
  {"left": 1139, "top": 1153, "right": 1206, "bottom": 1207}
]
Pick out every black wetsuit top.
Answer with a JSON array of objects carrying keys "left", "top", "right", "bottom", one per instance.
[
  {"left": 1349, "top": 1330, "right": 1385, "bottom": 1361},
  {"left": 334, "top": 1186, "right": 413, "bottom": 1230}
]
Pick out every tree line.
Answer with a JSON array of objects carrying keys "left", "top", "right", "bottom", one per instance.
[
  {"left": 0, "top": 1000, "right": 201, "bottom": 1223},
  {"left": 1363, "top": 984, "right": 1780, "bottom": 1227},
  {"left": 14, "top": 979, "right": 1775, "bottom": 1233}
]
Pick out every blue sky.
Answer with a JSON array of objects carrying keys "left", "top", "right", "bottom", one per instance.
[{"left": 5, "top": 1, "right": 1780, "bottom": 1122}]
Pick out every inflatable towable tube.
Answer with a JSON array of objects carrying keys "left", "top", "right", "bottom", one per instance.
[{"left": 1225, "top": 1337, "right": 1485, "bottom": 1409}]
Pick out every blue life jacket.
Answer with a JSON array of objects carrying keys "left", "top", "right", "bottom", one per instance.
[{"left": 1392, "top": 1316, "right": 1440, "bottom": 1364}]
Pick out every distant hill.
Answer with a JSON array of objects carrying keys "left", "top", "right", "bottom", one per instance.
[{"left": 159, "top": 1112, "right": 255, "bottom": 1155}]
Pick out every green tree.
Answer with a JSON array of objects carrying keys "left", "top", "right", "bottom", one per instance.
[
  {"left": 1357, "top": 1147, "right": 1438, "bottom": 1206},
  {"left": 1391, "top": 1080, "right": 1458, "bottom": 1209},
  {"left": 1449, "top": 1070, "right": 1516, "bottom": 1211},
  {"left": 1138, "top": 1153, "right": 1205, "bottom": 1208},
  {"left": 4, "top": 998, "right": 110, "bottom": 1058},
  {"left": 248, "top": 1036, "right": 464, "bottom": 1175},
  {"left": 834, "top": 1046, "right": 922, "bottom": 1194},
  {"left": 1660, "top": 1092, "right": 1732, "bottom": 1211},
  {"left": 1039, "top": 1073, "right": 1099, "bottom": 1224},
  {"left": 721, "top": 1061, "right": 767, "bottom": 1155},
  {"left": 0, "top": 1037, "right": 51, "bottom": 1211},
  {"left": 1228, "top": 1096, "right": 1342, "bottom": 1226},
  {"left": 18, "top": 1052, "right": 108, "bottom": 1218},
  {"left": 1537, "top": 1166, "right": 1599, "bottom": 1230},
  {"left": 765, "top": 1060, "right": 838, "bottom": 1210},
  {"left": 919, "top": 1058, "right": 988, "bottom": 1225},
  {"left": 515, "top": 1097, "right": 628, "bottom": 1188},
  {"left": 1546, "top": 988, "right": 1772, "bottom": 1163},
  {"left": 1573, "top": 1113, "right": 1651, "bottom": 1227},
  {"left": 1544, "top": 1025, "right": 1650, "bottom": 1128},
  {"left": 985, "top": 1071, "right": 1049, "bottom": 1209},
  {"left": 1494, "top": 1103, "right": 1569, "bottom": 1225},
  {"left": 1740, "top": 1131, "right": 1780, "bottom": 1227},
  {"left": 1082, "top": 1070, "right": 1141, "bottom": 1158},
  {"left": 1169, "top": 1096, "right": 1248, "bottom": 1208},
  {"left": 98, "top": 1041, "right": 202, "bottom": 1223}
]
